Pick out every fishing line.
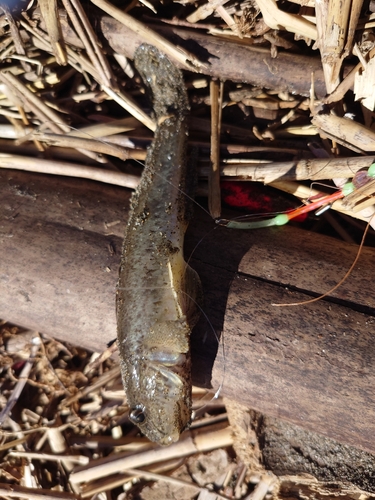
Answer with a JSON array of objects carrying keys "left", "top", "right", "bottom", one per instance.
[
  {"left": 272, "top": 214, "right": 375, "bottom": 307},
  {"left": 179, "top": 290, "right": 226, "bottom": 415}
]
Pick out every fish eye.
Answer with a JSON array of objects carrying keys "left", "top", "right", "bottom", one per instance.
[{"left": 129, "top": 406, "right": 146, "bottom": 424}]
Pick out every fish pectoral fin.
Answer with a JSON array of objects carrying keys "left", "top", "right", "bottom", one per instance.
[
  {"left": 157, "top": 364, "right": 184, "bottom": 388},
  {"left": 182, "top": 264, "right": 203, "bottom": 327}
]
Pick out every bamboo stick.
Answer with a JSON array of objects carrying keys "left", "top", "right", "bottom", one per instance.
[
  {"left": 255, "top": 0, "right": 317, "bottom": 40},
  {"left": 69, "top": 427, "right": 232, "bottom": 486},
  {"left": 61, "top": 0, "right": 114, "bottom": 87},
  {"left": 342, "top": 177, "right": 375, "bottom": 212},
  {"left": 3, "top": 150, "right": 375, "bottom": 189},
  {"left": 0, "top": 484, "right": 77, "bottom": 500},
  {"left": 312, "top": 114, "right": 375, "bottom": 153},
  {"left": 26, "top": 132, "right": 133, "bottom": 161},
  {"left": 37, "top": 0, "right": 67, "bottom": 65},
  {"left": 206, "top": 156, "right": 375, "bottom": 183},
  {"left": 90, "top": 0, "right": 205, "bottom": 70},
  {"left": 0, "top": 153, "right": 139, "bottom": 189},
  {"left": 209, "top": 79, "right": 222, "bottom": 218}
]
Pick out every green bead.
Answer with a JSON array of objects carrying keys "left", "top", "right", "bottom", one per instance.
[
  {"left": 342, "top": 182, "right": 355, "bottom": 196},
  {"left": 274, "top": 214, "right": 290, "bottom": 226},
  {"left": 368, "top": 163, "right": 375, "bottom": 177}
]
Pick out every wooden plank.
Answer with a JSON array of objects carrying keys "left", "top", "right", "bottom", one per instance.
[{"left": 1, "top": 169, "right": 375, "bottom": 453}]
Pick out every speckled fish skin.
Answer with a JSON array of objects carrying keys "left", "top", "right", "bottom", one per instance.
[{"left": 116, "top": 45, "right": 201, "bottom": 446}]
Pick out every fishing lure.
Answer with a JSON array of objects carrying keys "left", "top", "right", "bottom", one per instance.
[{"left": 217, "top": 180, "right": 359, "bottom": 229}]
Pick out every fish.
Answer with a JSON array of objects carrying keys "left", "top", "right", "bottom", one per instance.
[{"left": 116, "top": 44, "right": 202, "bottom": 446}]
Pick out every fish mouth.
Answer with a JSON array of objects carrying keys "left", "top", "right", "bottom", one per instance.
[
  {"left": 157, "top": 429, "right": 180, "bottom": 446},
  {"left": 147, "top": 418, "right": 181, "bottom": 446}
]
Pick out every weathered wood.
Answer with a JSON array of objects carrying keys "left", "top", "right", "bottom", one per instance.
[
  {"left": 0, "top": 170, "right": 128, "bottom": 348},
  {"left": 1, "top": 170, "right": 375, "bottom": 454},
  {"left": 100, "top": 18, "right": 328, "bottom": 98},
  {"left": 34, "top": 11, "right": 333, "bottom": 98},
  {"left": 211, "top": 274, "right": 375, "bottom": 453}
]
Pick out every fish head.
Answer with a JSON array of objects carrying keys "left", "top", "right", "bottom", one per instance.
[{"left": 122, "top": 322, "right": 192, "bottom": 446}]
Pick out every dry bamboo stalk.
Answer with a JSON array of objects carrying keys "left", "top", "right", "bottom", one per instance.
[
  {"left": 61, "top": 0, "right": 111, "bottom": 86},
  {"left": 8, "top": 451, "right": 89, "bottom": 465},
  {"left": 90, "top": 0, "right": 206, "bottom": 70},
  {"left": 324, "top": 0, "right": 351, "bottom": 56},
  {"left": 0, "top": 136, "right": 143, "bottom": 163},
  {"left": 69, "top": 427, "right": 232, "bottom": 486},
  {"left": 1, "top": 6, "right": 24, "bottom": 57},
  {"left": 277, "top": 124, "right": 317, "bottom": 136},
  {"left": 214, "top": 3, "right": 239, "bottom": 36},
  {"left": 315, "top": 0, "right": 348, "bottom": 91},
  {"left": 0, "top": 483, "right": 78, "bottom": 500},
  {"left": 254, "top": 0, "right": 317, "bottom": 40},
  {"left": 0, "top": 436, "right": 29, "bottom": 450},
  {"left": 38, "top": 0, "right": 67, "bottom": 65},
  {"left": 65, "top": 0, "right": 115, "bottom": 87},
  {"left": 20, "top": 19, "right": 155, "bottom": 131},
  {"left": 345, "top": 0, "right": 364, "bottom": 57},
  {"left": 0, "top": 336, "right": 41, "bottom": 425},
  {"left": 238, "top": 97, "right": 305, "bottom": 110},
  {"left": 186, "top": 0, "right": 230, "bottom": 24},
  {"left": 102, "top": 85, "right": 155, "bottom": 131},
  {"left": 205, "top": 156, "right": 375, "bottom": 182},
  {"left": 1, "top": 5, "right": 30, "bottom": 73},
  {"left": 209, "top": 79, "right": 222, "bottom": 218},
  {"left": 342, "top": 178, "right": 375, "bottom": 211},
  {"left": 26, "top": 132, "right": 133, "bottom": 160},
  {"left": 69, "top": 435, "right": 149, "bottom": 449},
  {"left": 0, "top": 153, "right": 140, "bottom": 189},
  {"left": 96, "top": 141, "right": 146, "bottom": 160},
  {"left": 312, "top": 113, "right": 375, "bottom": 153},
  {"left": 0, "top": 108, "right": 23, "bottom": 119},
  {"left": 66, "top": 117, "right": 138, "bottom": 138},
  {"left": 354, "top": 53, "right": 375, "bottom": 111},
  {"left": 79, "top": 458, "right": 192, "bottom": 497},
  {"left": 2, "top": 150, "right": 374, "bottom": 191},
  {"left": 316, "top": 0, "right": 363, "bottom": 94},
  {"left": 323, "top": 59, "right": 359, "bottom": 104}
]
